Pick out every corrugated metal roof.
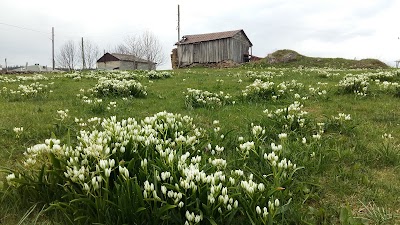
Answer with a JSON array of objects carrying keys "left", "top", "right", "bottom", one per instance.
[
  {"left": 111, "top": 53, "right": 153, "bottom": 63},
  {"left": 176, "top": 29, "right": 252, "bottom": 46}
]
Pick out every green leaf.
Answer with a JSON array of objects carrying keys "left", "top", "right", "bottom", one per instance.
[
  {"left": 135, "top": 207, "right": 147, "bottom": 213},
  {"left": 340, "top": 207, "right": 349, "bottom": 224},
  {"left": 49, "top": 152, "right": 61, "bottom": 170},
  {"left": 38, "top": 165, "right": 46, "bottom": 184},
  {"left": 206, "top": 217, "right": 218, "bottom": 225},
  {"left": 158, "top": 203, "right": 177, "bottom": 214}
]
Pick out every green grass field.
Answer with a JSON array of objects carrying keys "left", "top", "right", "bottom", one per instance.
[{"left": 0, "top": 67, "right": 399, "bottom": 224}]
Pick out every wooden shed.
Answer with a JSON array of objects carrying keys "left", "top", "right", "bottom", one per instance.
[
  {"left": 97, "top": 53, "right": 156, "bottom": 70},
  {"left": 174, "top": 29, "right": 253, "bottom": 67}
]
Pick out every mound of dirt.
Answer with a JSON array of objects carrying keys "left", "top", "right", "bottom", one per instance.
[
  {"left": 255, "top": 49, "right": 389, "bottom": 69},
  {"left": 354, "top": 59, "right": 389, "bottom": 69},
  {"left": 264, "top": 49, "right": 302, "bottom": 64}
]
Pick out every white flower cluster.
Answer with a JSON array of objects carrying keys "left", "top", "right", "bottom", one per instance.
[
  {"left": 333, "top": 113, "right": 351, "bottom": 122},
  {"left": 56, "top": 109, "right": 69, "bottom": 121},
  {"left": 185, "top": 210, "right": 203, "bottom": 224},
  {"left": 252, "top": 124, "right": 265, "bottom": 138},
  {"left": 263, "top": 101, "right": 308, "bottom": 130},
  {"left": 13, "top": 127, "right": 24, "bottom": 138},
  {"left": 93, "top": 77, "right": 147, "bottom": 97},
  {"left": 246, "top": 70, "right": 283, "bottom": 81},
  {"left": 337, "top": 74, "right": 369, "bottom": 96},
  {"left": 375, "top": 80, "right": 400, "bottom": 92},
  {"left": 1, "top": 82, "right": 53, "bottom": 99},
  {"left": 238, "top": 141, "right": 255, "bottom": 156},
  {"left": 308, "top": 82, "right": 328, "bottom": 98},
  {"left": 366, "top": 71, "right": 396, "bottom": 81},
  {"left": 276, "top": 80, "right": 304, "bottom": 95},
  {"left": 81, "top": 95, "right": 103, "bottom": 105},
  {"left": 147, "top": 70, "right": 172, "bottom": 79},
  {"left": 0, "top": 74, "right": 49, "bottom": 83},
  {"left": 5, "top": 173, "right": 17, "bottom": 186},
  {"left": 74, "top": 117, "right": 102, "bottom": 128},
  {"left": 185, "top": 88, "right": 233, "bottom": 108},
  {"left": 382, "top": 133, "right": 394, "bottom": 140},
  {"left": 23, "top": 138, "right": 64, "bottom": 168},
  {"left": 242, "top": 79, "right": 275, "bottom": 99},
  {"left": 264, "top": 151, "right": 296, "bottom": 171},
  {"left": 14, "top": 111, "right": 299, "bottom": 224},
  {"left": 316, "top": 70, "right": 340, "bottom": 78},
  {"left": 64, "top": 70, "right": 144, "bottom": 80}
]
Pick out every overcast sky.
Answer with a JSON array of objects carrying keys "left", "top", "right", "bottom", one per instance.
[{"left": 1, "top": 0, "right": 399, "bottom": 69}]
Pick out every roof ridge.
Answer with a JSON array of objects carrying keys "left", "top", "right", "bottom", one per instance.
[
  {"left": 176, "top": 29, "right": 251, "bottom": 46},
  {"left": 184, "top": 29, "right": 242, "bottom": 37}
]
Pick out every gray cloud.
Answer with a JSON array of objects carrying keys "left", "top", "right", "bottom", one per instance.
[{"left": 1, "top": 0, "right": 399, "bottom": 69}]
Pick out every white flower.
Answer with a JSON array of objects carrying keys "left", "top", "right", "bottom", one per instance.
[
  {"left": 141, "top": 158, "right": 148, "bottom": 168},
  {"left": 271, "top": 143, "right": 282, "bottom": 151},
  {"left": 234, "top": 200, "right": 238, "bottom": 208},
  {"left": 195, "top": 215, "right": 201, "bottom": 223},
  {"left": 104, "top": 168, "right": 111, "bottom": 177},
  {"left": 263, "top": 207, "right": 269, "bottom": 217},
  {"left": 6, "top": 173, "right": 16, "bottom": 182},
  {"left": 256, "top": 206, "right": 262, "bottom": 214},
  {"left": 13, "top": 127, "right": 24, "bottom": 134},
  {"left": 222, "top": 187, "right": 228, "bottom": 196},
  {"left": 258, "top": 183, "right": 265, "bottom": 191},
  {"left": 278, "top": 133, "right": 287, "bottom": 139},
  {"left": 312, "top": 133, "right": 321, "bottom": 140},
  {"left": 161, "top": 185, "right": 167, "bottom": 195},
  {"left": 119, "top": 166, "right": 129, "bottom": 178}
]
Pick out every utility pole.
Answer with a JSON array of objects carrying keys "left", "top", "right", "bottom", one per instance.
[
  {"left": 177, "top": 4, "right": 180, "bottom": 42},
  {"left": 81, "top": 37, "right": 86, "bottom": 70},
  {"left": 5, "top": 58, "right": 7, "bottom": 72},
  {"left": 51, "top": 27, "right": 55, "bottom": 70}
]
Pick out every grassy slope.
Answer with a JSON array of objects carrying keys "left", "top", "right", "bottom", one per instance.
[
  {"left": 254, "top": 49, "right": 389, "bottom": 69},
  {"left": 0, "top": 68, "right": 399, "bottom": 224}
]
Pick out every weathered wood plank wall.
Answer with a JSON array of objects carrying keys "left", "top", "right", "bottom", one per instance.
[{"left": 177, "top": 32, "right": 251, "bottom": 66}]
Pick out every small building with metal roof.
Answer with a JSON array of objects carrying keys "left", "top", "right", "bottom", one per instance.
[
  {"left": 96, "top": 53, "right": 156, "bottom": 70},
  {"left": 173, "top": 29, "right": 253, "bottom": 68}
]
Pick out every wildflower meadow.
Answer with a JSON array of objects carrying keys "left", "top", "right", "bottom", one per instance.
[{"left": 0, "top": 68, "right": 399, "bottom": 224}]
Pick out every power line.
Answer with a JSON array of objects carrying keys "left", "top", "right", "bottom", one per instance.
[{"left": 0, "top": 22, "right": 50, "bottom": 35}]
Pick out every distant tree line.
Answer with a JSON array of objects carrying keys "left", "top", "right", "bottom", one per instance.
[{"left": 56, "top": 30, "right": 165, "bottom": 71}]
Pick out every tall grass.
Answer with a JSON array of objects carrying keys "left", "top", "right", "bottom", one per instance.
[{"left": 1, "top": 68, "right": 400, "bottom": 224}]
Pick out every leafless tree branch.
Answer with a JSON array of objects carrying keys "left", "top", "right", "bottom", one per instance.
[
  {"left": 78, "top": 39, "right": 101, "bottom": 69},
  {"left": 115, "top": 31, "right": 166, "bottom": 69},
  {"left": 56, "top": 40, "right": 76, "bottom": 71}
]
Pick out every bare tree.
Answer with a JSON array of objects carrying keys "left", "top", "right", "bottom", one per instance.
[
  {"left": 57, "top": 40, "right": 76, "bottom": 71},
  {"left": 140, "top": 30, "right": 165, "bottom": 69},
  {"left": 116, "top": 31, "right": 166, "bottom": 69},
  {"left": 113, "top": 44, "right": 130, "bottom": 55},
  {"left": 124, "top": 35, "right": 144, "bottom": 58},
  {"left": 79, "top": 39, "right": 101, "bottom": 69}
]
